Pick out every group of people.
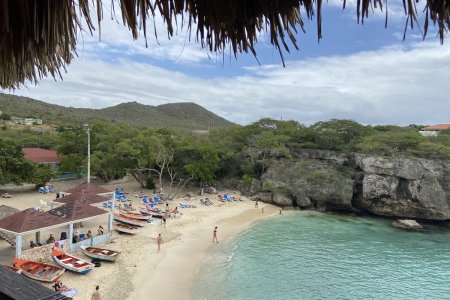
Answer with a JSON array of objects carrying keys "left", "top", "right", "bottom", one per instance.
[{"left": 53, "top": 281, "right": 101, "bottom": 300}]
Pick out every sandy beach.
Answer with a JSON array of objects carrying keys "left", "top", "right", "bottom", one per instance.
[{"left": 0, "top": 180, "right": 279, "bottom": 300}]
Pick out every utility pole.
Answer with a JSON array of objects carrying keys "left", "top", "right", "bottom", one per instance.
[{"left": 83, "top": 124, "right": 92, "bottom": 183}]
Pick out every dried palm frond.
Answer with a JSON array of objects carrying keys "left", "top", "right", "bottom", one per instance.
[{"left": 0, "top": 0, "right": 449, "bottom": 89}]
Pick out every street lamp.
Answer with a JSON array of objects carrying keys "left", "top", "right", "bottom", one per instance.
[{"left": 83, "top": 124, "right": 92, "bottom": 183}]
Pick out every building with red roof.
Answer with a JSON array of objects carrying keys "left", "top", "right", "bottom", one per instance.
[
  {"left": 419, "top": 124, "right": 450, "bottom": 137},
  {"left": 22, "top": 147, "right": 60, "bottom": 169}
]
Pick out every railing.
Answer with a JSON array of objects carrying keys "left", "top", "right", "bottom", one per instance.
[
  {"left": 69, "top": 233, "right": 111, "bottom": 252},
  {"left": 20, "top": 240, "right": 69, "bottom": 261}
]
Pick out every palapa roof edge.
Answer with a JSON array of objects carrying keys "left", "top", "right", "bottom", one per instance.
[{"left": 1, "top": 0, "right": 449, "bottom": 89}]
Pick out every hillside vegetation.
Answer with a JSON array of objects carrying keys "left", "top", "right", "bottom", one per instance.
[{"left": 0, "top": 93, "right": 233, "bottom": 129}]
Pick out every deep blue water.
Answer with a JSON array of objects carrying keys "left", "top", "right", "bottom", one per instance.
[{"left": 193, "top": 211, "right": 450, "bottom": 300}]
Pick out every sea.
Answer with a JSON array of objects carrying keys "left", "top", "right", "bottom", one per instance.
[{"left": 193, "top": 211, "right": 450, "bottom": 300}]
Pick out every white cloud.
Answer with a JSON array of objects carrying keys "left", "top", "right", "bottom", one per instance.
[
  {"left": 4, "top": 41, "right": 450, "bottom": 127},
  {"left": 76, "top": 5, "right": 211, "bottom": 64}
]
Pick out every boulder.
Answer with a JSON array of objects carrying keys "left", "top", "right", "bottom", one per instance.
[
  {"left": 272, "top": 192, "right": 294, "bottom": 206},
  {"left": 252, "top": 192, "right": 272, "bottom": 204},
  {"left": 392, "top": 219, "right": 424, "bottom": 231}
]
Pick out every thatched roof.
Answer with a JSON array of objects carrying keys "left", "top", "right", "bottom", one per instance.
[{"left": 1, "top": 0, "right": 449, "bottom": 89}]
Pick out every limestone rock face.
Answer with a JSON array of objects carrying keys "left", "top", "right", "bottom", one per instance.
[
  {"left": 355, "top": 155, "right": 444, "bottom": 179},
  {"left": 261, "top": 160, "right": 353, "bottom": 211},
  {"left": 251, "top": 150, "right": 450, "bottom": 221},
  {"left": 356, "top": 159, "right": 450, "bottom": 220}
]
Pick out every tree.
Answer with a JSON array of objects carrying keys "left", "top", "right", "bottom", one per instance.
[
  {"left": 245, "top": 131, "right": 290, "bottom": 177},
  {"left": 0, "top": 113, "right": 11, "bottom": 120},
  {"left": 185, "top": 147, "right": 220, "bottom": 187},
  {"left": 30, "top": 164, "right": 56, "bottom": 187},
  {"left": 0, "top": 139, "right": 55, "bottom": 186}
]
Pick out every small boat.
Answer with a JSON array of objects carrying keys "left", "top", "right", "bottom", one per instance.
[
  {"left": 51, "top": 249, "right": 94, "bottom": 275},
  {"left": 1, "top": 264, "right": 22, "bottom": 274},
  {"left": 114, "top": 222, "right": 140, "bottom": 234},
  {"left": 114, "top": 213, "right": 147, "bottom": 226},
  {"left": 80, "top": 246, "right": 120, "bottom": 262},
  {"left": 140, "top": 209, "right": 163, "bottom": 219},
  {"left": 119, "top": 210, "right": 151, "bottom": 221},
  {"left": 12, "top": 259, "right": 65, "bottom": 282}
]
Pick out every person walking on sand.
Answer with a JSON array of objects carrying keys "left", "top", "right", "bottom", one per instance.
[
  {"left": 91, "top": 285, "right": 101, "bottom": 300},
  {"left": 157, "top": 233, "right": 163, "bottom": 253},
  {"left": 262, "top": 207, "right": 264, "bottom": 213},
  {"left": 255, "top": 200, "right": 259, "bottom": 208},
  {"left": 212, "top": 226, "right": 219, "bottom": 243}
]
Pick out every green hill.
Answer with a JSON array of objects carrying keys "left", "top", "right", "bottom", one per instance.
[{"left": 0, "top": 93, "right": 233, "bottom": 129}]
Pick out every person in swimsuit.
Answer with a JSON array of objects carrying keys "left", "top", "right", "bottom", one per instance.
[
  {"left": 212, "top": 226, "right": 218, "bottom": 243},
  {"left": 156, "top": 233, "right": 163, "bottom": 253},
  {"left": 255, "top": 200, "right": 259, "bottom": 208},
  {"left": 91, "top": 285, "right": 101, "bottom": 300}
]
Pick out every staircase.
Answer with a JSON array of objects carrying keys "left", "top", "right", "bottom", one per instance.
[{"left": 0, "top": 231, "right": 16, "bottom": 247}]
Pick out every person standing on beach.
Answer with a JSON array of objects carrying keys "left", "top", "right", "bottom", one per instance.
[
  {"left": 255, "top": 200, "right": 259, "bottom": 208},
  {"left": 91, "top": 285, "right": 101, "bottom": 300},
  {"left": 157, "top": 233, "right": 163, "bottom": 253},
  {"left": 212, "top": 226, "right": 219, "bottom": 243},
  {"left": 162, "top": 213, "right": 167, "bottom": 228}
]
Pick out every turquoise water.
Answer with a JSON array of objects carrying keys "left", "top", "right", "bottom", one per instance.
[{"left": 194, "top": 211, "right": 450, "bottom": 300}]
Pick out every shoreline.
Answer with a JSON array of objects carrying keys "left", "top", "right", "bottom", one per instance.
[
  {"left": 0, "top": 182, "right": 280, "bottom": 299},
  {"left": 127, "top": 201, "right": 279, "bottom": 300}
]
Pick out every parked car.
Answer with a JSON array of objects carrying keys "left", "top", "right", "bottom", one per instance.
[{"left": 1, "top": 193, "right": 12, "bottom": 198}]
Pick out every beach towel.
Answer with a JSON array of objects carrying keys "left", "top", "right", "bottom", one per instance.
[{"left": 61, "top": 288, "right": 78, "bottom": 298}]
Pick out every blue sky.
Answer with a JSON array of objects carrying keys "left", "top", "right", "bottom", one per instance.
[{"left": 3, "top": 1, "right": 450, "bottom": 126}]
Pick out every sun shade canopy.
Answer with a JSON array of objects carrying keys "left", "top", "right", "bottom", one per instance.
[{"left": 0, "top": 202, "right": 108, "bottom": 235}]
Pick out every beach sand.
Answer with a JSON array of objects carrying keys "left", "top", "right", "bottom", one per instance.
[{"left": 0, "top": 180, "right": 279, "bottom": 300}]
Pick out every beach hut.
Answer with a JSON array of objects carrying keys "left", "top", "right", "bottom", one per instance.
[
  {"left": 0, "top": 266, "right": 71, "bottom": 300},
  {"left": 0, "top": 201, "right": 110, "bottom": 258},
  {"left": 2, "top": 1, "right": 446, "bottom": 89}
]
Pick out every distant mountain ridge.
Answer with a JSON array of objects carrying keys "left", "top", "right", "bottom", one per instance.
[{"left": 0, "top": 93, "right": 234, "bottom": 129}]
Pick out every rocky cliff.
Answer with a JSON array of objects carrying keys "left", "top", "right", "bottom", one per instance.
[{"left": 251, "top": 149, "right": 450, "bottom": 221}]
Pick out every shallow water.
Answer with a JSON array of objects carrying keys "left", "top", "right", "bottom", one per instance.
[{"left": 193, "top": 211, "right": 450, "bottom": 300}]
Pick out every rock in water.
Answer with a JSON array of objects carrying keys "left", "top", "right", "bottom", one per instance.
[{"left": 392, "top": 219, "right": 424, "bottom": 231}]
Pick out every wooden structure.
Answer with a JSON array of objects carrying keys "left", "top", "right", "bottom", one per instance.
[
  {"left": 0, "top": 266, "right": 71, "bottom": 300},
  {"left": 0, "top": 201, "right": 110, "bottom": 258}
]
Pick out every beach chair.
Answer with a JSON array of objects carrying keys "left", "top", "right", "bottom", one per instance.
[
  {"left": 142, "top": 197, "right": 149, "bottom": 204},
  {"left": 223, "top": 194, "right": 229, "bottom": 201},
  {"left": 218, "top": 195, "right": 223, "bottom": 201}
]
